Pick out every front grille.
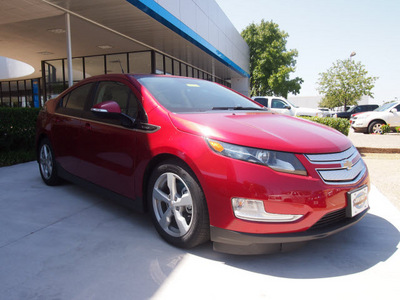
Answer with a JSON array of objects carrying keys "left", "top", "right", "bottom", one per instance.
[
  {"left": 309, "top": 208, "right": 347, "bottom": 230},
  {"left": 305, "top": 146, "right": 367, "bottom": 185}
]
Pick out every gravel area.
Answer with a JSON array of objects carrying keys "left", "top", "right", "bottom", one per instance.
[
  {"left": 362, "top": 153, "right": 400, "bottom": 211},
  {"left": 347, "top": 129, "right": 400, "bottom": 211}
]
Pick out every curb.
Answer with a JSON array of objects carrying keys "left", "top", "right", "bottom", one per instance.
[{"left": 356, "top": 147, "right": 400, "bottom": 154}]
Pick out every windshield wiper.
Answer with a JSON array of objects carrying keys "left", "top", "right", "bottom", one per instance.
[{"left": 212, "top": 106, "right": 266, "bottom": 111}]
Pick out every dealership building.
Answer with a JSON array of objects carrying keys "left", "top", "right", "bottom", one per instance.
[{"left": 0, "top": 0, "right": 250, "bottom": 107}]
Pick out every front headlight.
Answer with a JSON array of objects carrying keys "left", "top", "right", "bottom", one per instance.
[{"left": 207, "top": 139, "right": 307, "bottom": 176}]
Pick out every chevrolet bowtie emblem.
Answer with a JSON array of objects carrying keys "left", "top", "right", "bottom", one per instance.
[{"left": 343, "top": 160, "right": 353, "bottom": 170}]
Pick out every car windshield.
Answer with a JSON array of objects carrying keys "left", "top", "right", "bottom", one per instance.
[
  {"left": 374, "top": 102, "right": 397, "bottom": 112},
  {"left": 135, "top": 76, "right": 263, "bottom": 113}
]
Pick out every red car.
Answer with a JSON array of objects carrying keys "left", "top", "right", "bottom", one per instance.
[{"left": 36, "top": 74, "right": 370, "bottom": 254}]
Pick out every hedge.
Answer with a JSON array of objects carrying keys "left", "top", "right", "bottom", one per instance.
[
  {"left": 300, "top": 116, "right": 350, "bottom": 136},
  {"left": 0, "top": 107, "right": 41, "bottom": 166}
]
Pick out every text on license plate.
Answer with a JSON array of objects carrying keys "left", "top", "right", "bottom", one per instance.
[{"left": 347, "top": 185, "right": 369, "bottom": 217}]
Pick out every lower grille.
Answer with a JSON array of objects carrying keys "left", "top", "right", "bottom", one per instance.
[{"left": 309, "top": 208, "right": 347, "bottom": 230}]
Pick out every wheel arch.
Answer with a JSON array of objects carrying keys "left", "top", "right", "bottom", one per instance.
[
  {"left": 141, "top": 153, "right": 204, "bottom": 212},
  {"left": 36, "top": 133, "right": 49, "bottom": 162},
  {"left": 368, "top": 119, "right": 387, "bottom": 128}
]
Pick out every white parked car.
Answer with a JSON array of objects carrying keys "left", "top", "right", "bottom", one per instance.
[
  {"left": 318, "top": 108, "right": 332, "bottom": 117},
  {"left": 252, "top": 96, "right": 323, "bottom": 117},
  {"left": 351, "top": 101, "right": 400, "bottom": 134}
]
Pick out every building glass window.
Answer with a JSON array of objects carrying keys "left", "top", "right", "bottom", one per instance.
[
  {"left": 129, "top": 52, "right": 151, "bottom": 74},
  {"left": 181, "top": 63, "right": 187, "bottom": 77},
  {"left": 85, "top": 56, "right": 105, "bottom": 77},
  {"left": 155, "top": 52, "right": 164, "bottom": 74},
  {"left": 106, "top": 54, "right": 128, "bottom": 74},
  {"left": 173, "top": 60, "right": 180, "bottom": 76},
  {"left": 0, "top": 82, "right": 10, "bottom": 106},
  {"left": 25, "top": 80, "right": 33, "bottom": 107},
  {"left": 40, "top": 50, "right": 230, "bottom": 103},
  {"left": 10, "top": 82, "right": 18, "bottom": 107},
  {"left": 44, "top": 60, "right": 65, "bottom": 100},
  {"left": 165, "top": 56, "right": 172, "bottom": 75}
]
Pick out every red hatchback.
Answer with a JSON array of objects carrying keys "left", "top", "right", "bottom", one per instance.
[{"left": 36, "top": 74, "right": 370, "bottom": 254}]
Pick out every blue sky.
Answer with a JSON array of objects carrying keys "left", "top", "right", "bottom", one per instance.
[{"left": 215, "top": 0, "right": 400, "bottom": 104}]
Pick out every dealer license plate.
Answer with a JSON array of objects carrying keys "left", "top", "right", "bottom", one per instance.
[{"left": 347, "top": 185, "right": 369, "bottom": 217}]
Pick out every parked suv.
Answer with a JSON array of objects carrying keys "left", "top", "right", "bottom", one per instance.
[
  {"left": 36, "top": 74, "right": 370, "bottom": 255},
  {"left": 351, "top": 101, "right": 400, "bottom": 134},
  {"left": 334, "top": 104, "right": 379, "bottom": 119}
]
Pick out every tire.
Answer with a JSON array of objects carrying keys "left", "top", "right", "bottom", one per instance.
[
  {"left": 368, "top": 120, "right": 385, "bottom": 134},
  {"left": 148, "top": 160, "right": 210, "bottom": 249},
  {"left": 38, "top": 138, "right": 60, "bottom": 186}
]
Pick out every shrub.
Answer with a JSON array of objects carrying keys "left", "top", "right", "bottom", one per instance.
[
  {"left": 380, "top": 124, "right": 391, "bottom": 134},
  {"left": 0, "top": 107, "right": 40, "bottom": 166},
  {"left": 396, "top": 127, "right": 400, "bottom": 133},
  {"left": 299, "top": 116, "right": 350, "bottom": 136}
]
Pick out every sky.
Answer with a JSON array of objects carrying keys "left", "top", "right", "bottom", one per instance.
[{"left": 215, "top": 0, "right": 400, "bottom": 104}]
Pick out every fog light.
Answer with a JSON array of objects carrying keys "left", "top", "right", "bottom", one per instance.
[{"left": 232, "top": 198, "right": 303, "bottom": 223}]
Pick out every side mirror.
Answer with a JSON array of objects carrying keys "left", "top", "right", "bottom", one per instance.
[
  {"left": 91, "top": 100, "right": 121, "bottom": 113},
  {"left": 91, "top": 101, "right": 136, "bottom": 128},
  {"left": 283, "top": 104, "right": 291, "bottom": 110},
  {"left": 390, "top": 108, "right": 398, "bottom": 113}
]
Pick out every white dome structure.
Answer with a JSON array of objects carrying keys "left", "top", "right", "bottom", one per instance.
[{"left": 0, "top": 56, "right": 34, "bottom": 80}]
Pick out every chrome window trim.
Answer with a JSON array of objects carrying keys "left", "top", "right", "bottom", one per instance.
[{"left": 53, "top": 112, "right": 160, "bottom": 133}]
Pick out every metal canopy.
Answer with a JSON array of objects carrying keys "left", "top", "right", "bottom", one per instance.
[{"left": 0, "top": 0, "right": 241, "bottom": 81}]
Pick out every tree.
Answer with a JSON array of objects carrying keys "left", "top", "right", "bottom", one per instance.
[
  {"left": 317, "top": 59, "right": 378, "bottom": 109},
  {"left": 241, "top": 20, "right": 303, "bottom": 98}
]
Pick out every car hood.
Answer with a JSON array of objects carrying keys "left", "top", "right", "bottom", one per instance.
[{"left": 169, "top": 112, "right": 352, "bottom": 154}]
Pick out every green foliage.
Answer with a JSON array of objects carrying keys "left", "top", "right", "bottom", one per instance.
[
  {"left": 241, "top": 20, "right": 303, "bottom": 98},
  {"left": 395, "top": 127, "right": 400, "bottom": 133},
  {"left": 381, "top": 124, "right": 391, "bottom": 134},
  {"left": 300, "top": 116, "right": 350, "bottom": 136},
  {"left": 0, "top": 108, "right": 40, "bottom": 166},
  {"left": 317, "top": 59, "right": 378, "bottom": 109}
]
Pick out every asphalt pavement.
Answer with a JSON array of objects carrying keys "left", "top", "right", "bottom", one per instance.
[{"left": 1, "top": 156, "right": 400, "bottom": 299}]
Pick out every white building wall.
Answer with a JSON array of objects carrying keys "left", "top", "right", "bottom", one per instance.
[
  {"left": 154, "top": 0, "right": 249, "bottom": 75},
  {"left": 288, "top": 95, "right": 374, "bottom": 109}
]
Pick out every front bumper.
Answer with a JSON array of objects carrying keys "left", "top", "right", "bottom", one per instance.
[{"left": 210, "top": 208, "right": 369, "bottom": 255}]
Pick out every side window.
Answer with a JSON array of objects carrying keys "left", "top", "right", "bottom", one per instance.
[
  {"left": 56, "top": 83, "right": 93, "bottom": 117},
  {"left": 394, "top": 104, "right": 400, "bottom": 111},
  {"left": 65, "top": 83, "right": 93, "bottom": 110},
  {"left": 355, "top": 106, "right": 362, "bottom": 112},
  {"left": 93, "top": 81, "right": 140, "bottom": 119},
  {"left": 271, "top": 99, "right": 286, "bottom": 109},
  {"left": 254, "top": 98, "right": 268, "bottom": 107}
]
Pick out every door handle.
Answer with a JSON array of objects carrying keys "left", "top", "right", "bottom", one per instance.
[{"left": 84, "top": 123, "right": 92, "bottom": 130}]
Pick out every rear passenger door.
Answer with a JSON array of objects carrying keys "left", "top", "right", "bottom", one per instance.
[{"left": 52, "top": 82, "right": 95, "bottom": 176}]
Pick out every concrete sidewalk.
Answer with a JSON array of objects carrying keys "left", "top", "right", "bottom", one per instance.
[
  {"left": 348, "top": 129, "right": 400, "bottom": 153},
  {"left": 1, "top": 161, "right": 400, "bottom": 299}
]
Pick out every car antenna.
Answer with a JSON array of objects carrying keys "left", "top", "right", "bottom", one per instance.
[{"left": 117, "top": 59, "right": 125, "bottom": 74}]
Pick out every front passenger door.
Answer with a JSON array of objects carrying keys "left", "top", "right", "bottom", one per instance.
[{"left": 78, "top": 80, "right": 143, "bottom": 199}]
